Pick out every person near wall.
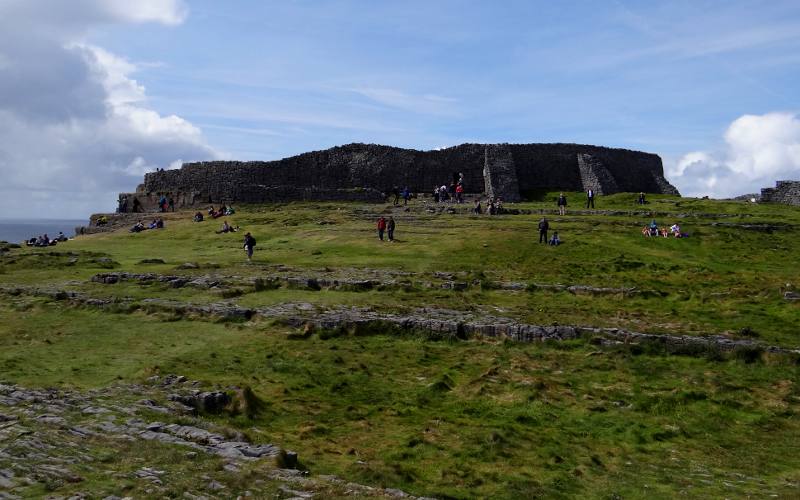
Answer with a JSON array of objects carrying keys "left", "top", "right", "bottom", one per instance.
[
  {"left": 557, "top": 193, "right": 567, "bottom": 215},
  {"left": 586, "top": 188, "right": 595, "bottom": 209}
]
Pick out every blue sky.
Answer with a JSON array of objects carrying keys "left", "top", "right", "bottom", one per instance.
[{"left": 1, "top": 0, "right": 799, "bottom": 217}]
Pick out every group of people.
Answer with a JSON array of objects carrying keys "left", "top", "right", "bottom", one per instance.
[
  {"left": 642, "top": 220, "right": 688, "bottom": 238},
  {"left": 537, "top": 218, "right": 561, "bottom": 246},
  {"left": 391, "top": 186, "right": 412, "bottom": 206},
  {"left": 208, "top": 205, "right": 235, "bottom": 218},
  {"left": 129, "top": 218, "right": 165, "bottom": 233},
  {"left": 376, "top": 216, "right": 396, "bottom": 241},
  {"left": 158, "top": 195, "right": 175, "bottom": 213},
  {"left": 26, "top": 232, "right": 68, "bottom": 247},
  {"left": 433, "top": 172, "right": 467, "bottom": 204}
]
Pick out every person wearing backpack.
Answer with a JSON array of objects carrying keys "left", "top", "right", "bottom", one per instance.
[{"left": 243, "top": 232, "right": 256, "bottom": 261}]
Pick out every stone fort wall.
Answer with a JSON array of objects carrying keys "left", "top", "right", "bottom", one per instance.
[
  {"left": 760, "top": 181, "right": 800, "bottom": 206},
  {"left": 120, "top": 142, "right": 679, "bottom": 210}
]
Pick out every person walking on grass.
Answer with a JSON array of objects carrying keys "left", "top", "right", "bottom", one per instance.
[
  {"left": 387, "top": 216, "right": 396, "bottom": 242},
  {"left": 243, "top": 232, "right": 256, "bottom": 261},
  {"left": 557, "top": 192, "right": 567, "bottom": 216},
  {"left": 586, "top": 188, "right": 595, "bottom": 209},
  {"left": 377, "top": 216, "right": 387, "bottom": 241},
  {"left": 538, "top": 217, "right": 549, "bottom": 244}
]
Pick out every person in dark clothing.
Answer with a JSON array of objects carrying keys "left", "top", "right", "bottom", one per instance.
[
  {"left": 392, "top": 187, "right": 400, "bottom": 205},
  {"left": 243, "top": 232, "right": 256, "bottom": 261},
  {"left": 401, "top": 187, "right": 410, "bottom": 205},
  {"left": 586, "top": 189, "right": 595, "bottom": 209},
  {"left": 557, "top": 193, "right": 567, "bottom": 215},
  {"left": 538, "top": 217, "right": 549, "bottom": 244},
  {"left": 132, "top": 198, "right": 141, "bottom": 213},
  {"left": 638, "top": 192, "right": 646, "bottom": 205},
  {"left": 377, "top": 216, "right": 387, "bottom": 241},
  {"left": 168, "top": 196, "right": 175, "bottom": 212},
  {"left": 387, "top": 216, "right": 396, "bottom": 241}
]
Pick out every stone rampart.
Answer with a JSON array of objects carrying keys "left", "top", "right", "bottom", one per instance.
[
  {"left": 118, "top": 142, "right": 678, "bottom": 210},
  {"left": 760, "top": 180, "right": 800, "bottom": 206}
]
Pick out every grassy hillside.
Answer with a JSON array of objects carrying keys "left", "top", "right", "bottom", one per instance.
[{"left": 1, "top": 193, "right": 799, "bottom": 498}]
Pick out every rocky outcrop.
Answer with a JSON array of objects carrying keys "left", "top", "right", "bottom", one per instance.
[{"left": 117, "top": 142, "right": 679, "bottom": 211}]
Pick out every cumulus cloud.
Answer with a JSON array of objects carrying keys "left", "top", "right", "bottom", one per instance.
[
  {"left": 0, "top": 0, "right": 216, "bottom": 219},
  {"left": 669, "top": 112, "right": 800, "bottom": 198}
]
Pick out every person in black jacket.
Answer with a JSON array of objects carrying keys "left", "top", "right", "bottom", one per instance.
[
  {"left": 387, "top": 216, "right": 396, "bottom": 242},
  {"left": 538, "top": 217, "right": 549, "bottom": 244},
  {"left": 586, "top": 188, "right": 595, "bottom": 209},
  {"left": 557, "top": 193, "right": 567, "bottom": 215},
  {"left": 243, "top": 232, "right": 256, "bottom": 261}
]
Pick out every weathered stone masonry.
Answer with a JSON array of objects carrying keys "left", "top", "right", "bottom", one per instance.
[
  {"left": 120, "top": 142, "right": 679, "bottom": 210},
  {"left": 761, "top": 180, "right": 800, "bottom": 206}
]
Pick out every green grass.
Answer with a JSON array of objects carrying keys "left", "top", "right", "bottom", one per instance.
[{"left": 1, "top": 195, "right": 800, "bottom": 498}]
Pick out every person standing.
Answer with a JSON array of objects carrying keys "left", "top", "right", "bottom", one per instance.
[
  {"left": 557, "top": 193, "right": 567, "bottom": 215},
  {"left": 538, "top": 217, "right": 549, "bottom": 244},
  {"left": 168, "top": 196, "right": 175, "bottom": 212},
  {"left": 387, "top": 216, "right": 396, "bottom": 242},
  {"left": 638, "top": 192, "right": 646, "bottom": 205},
  {"left": 243, "top": 232, "right": 256, "bottom": 261},
  {"left": 377, "top": 216, "right": 387, "bottom": 241},
  {"left": 586, "top": 188, "right": 595, "bottom": 209}
]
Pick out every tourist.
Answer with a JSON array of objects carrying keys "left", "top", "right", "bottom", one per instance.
[
  {"left": 57, "top": 232, "right": 68, "bottom": 242},
  {"left": 455, "top": 183, "right": 464, "bottom": 204},
  {"left": 473, "top": 199, "right": 482, "bottom": 214},
  {"left": 440, "top": 184, "right": 449, "bottom": 202},
  {"left": 156, "top": 218, "right": 164, "bottom": 229},
  {"left": 557, "top": 192, "right": 567, "bottom": 215},
  {"left": 538, "top": 217, "right": 549, "bottom": 244},
  {"left": 377, "top": 216, "right": 387, "bottom": 241},
  {"left": 193, "top": 211, "right": 204, "bottom": 222},
  {"left": 217, "top": 220, "right": 231, "bottom": 234},
  {"left": 586, "top": 188, "right": 595, "bottom": 209},
  {"left": 487, "top": 197, "right": 495, "bottom": 216},
  {"left": 243, "top": 232, "right": 256, "bottom": 261},
  {"left": 392, "top": 186, "right": 400, "bottom": 206},
  {"left": 149, "top": 219, "right": 158, "bottom": 230},
  {"left": 387, "top": 216, "right": 396, "bottom": 241},
  {"left": 130, "top": 221, "right": 145, "bottom": 233},
  {"left": 638, "top": 192, "right": 646, "bottom": 205},
  {"left": 132, "top": 198, "right": 141, "bottom": 213},
  {"left": 168, "top": 196, "right": 175, "bottom": 212},
  {"left": 402, "top": 187, "right": 411, "bottom": 206},
  {"left": 433, "top": 186, "right": 440, "bottom": 203},
  {"left": 549, "top": 231, "right": 560, "bottom": 246},
  {"left": 158, "top": 195, "right": 167, "bottom": 213},
  {"left": 649, "top": 219, "right": 659, "bottom": 237},
  {"left": 670, "top": 223, "right": 681, "bottom": 237}
]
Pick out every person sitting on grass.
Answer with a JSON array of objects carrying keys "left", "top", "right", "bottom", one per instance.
[
  {"left": 217, "top": 220, "right": 231, "bottom": 234},
  {"left": 56, "top": 232, "right": 68, "bottom": 242},
  {"left": 549, "top": 231, "right": 561, "bottom": 246},
  {"left": 156, "top": 218, "right": 164, "bottom": 229},
  {"left": 649, "top": 219, "right": 659, "bottom": 237},
  {"left": 193, "top": 211, "right": 204, "bottom": 222},
  {"left": 670, "top": 223, "right": 681, "bottom": 237},
  {"left": 224, "top": 205, "right": 235, "bottom": 215},
  {"left": 130, "top": 221, "right": 145, "bottom": 233}
]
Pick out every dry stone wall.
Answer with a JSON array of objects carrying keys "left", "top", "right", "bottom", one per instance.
[{"left": 119, "top": 142, "right": 678, "bottom": 210}]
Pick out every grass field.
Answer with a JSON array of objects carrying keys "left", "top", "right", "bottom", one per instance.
[{"left": 1, "top": 193, "right": 799, "bottom": 498}]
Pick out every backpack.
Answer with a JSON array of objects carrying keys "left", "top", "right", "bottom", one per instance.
[{"left": 250, "top": 237, "right": 256, "bottom": 247}]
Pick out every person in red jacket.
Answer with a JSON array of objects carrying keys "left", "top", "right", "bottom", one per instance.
[{"left": 377, "top": 216, "right": 387, "bottom": 241}]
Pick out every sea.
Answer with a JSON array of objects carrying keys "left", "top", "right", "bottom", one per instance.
[{"left": 0, "top": 219, "right": 86, "bottom": 244}]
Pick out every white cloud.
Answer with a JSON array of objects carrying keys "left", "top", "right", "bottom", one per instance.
[
  {"left": 0, "top": 0, "right": 217, "bottom": 219},
  {"left": 668, "top": 112, "right": 800, "bottom": 198}
]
